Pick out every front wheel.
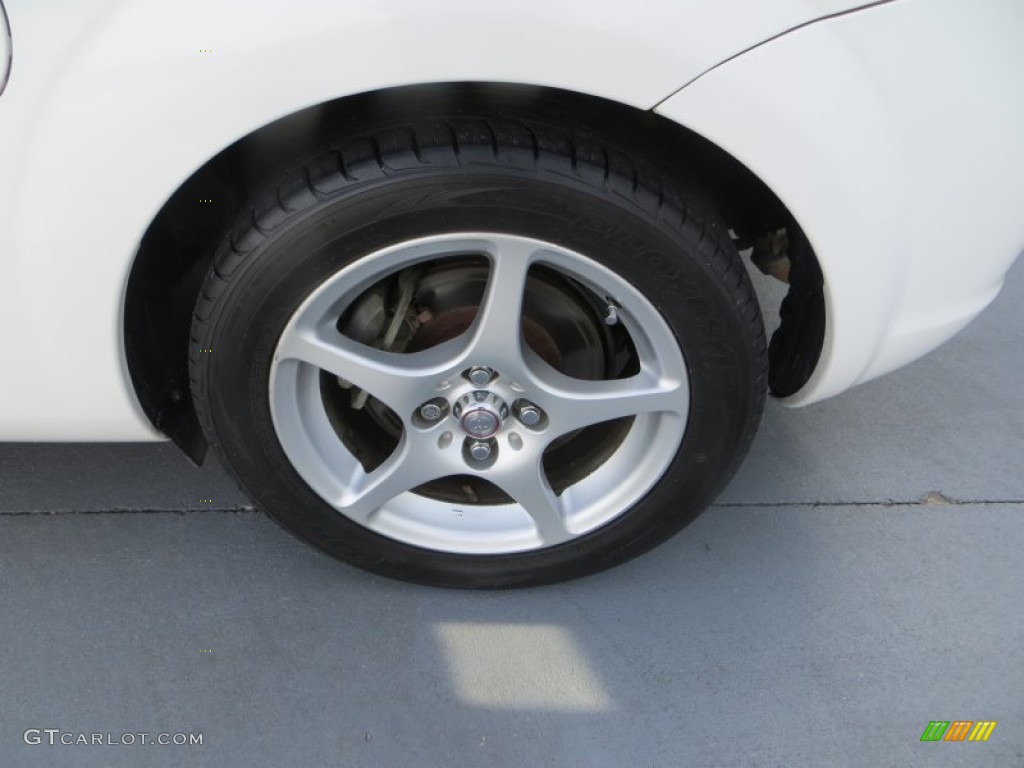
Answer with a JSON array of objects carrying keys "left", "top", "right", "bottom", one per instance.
[{"left": 190, "top": 116, "right": 766, "bottom": 587}]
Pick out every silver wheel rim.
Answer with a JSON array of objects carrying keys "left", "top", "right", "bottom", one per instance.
[{"left": 269, "top": 233, "right": 689, "bottom": 555}]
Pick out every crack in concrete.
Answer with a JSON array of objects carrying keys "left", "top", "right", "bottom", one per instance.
[
  {"left": 0, "top": 506, "right": 259, "bottom": 516},
  {"left": 2, "top": 498, "right": 1023, "bottom": 517},
  {"left": 712, "top": 498, "right": 1024, "bottom": 508}
]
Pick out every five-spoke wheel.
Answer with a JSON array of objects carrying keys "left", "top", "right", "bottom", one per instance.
[{"left": 270, "top": 234, "right": 689, "bottom": 554}]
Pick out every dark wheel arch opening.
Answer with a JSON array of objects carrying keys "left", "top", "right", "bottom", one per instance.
[{"left": 124, "top": 82, "right": 824, "bottom": 464}]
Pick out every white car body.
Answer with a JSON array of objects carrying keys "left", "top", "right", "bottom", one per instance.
[{"left": 0, "top": 0, "right": 1021, "bottom": 443}]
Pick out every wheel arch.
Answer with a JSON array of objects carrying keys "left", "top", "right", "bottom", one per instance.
[{"left": 124, "top": 82, "right": 819, "bottom": 462}]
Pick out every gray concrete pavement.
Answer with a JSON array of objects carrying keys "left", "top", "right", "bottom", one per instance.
[{"left": 1, "top": 259, "right": 1022, "bottom": 767}]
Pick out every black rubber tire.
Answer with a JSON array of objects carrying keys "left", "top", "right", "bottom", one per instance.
[{"left": 189, "top": 115, "right": 767, "bottom": 588}]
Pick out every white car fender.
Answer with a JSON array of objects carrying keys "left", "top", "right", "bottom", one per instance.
[{"left": 657, "top": 0, "right": 1024, "bottom": 404}]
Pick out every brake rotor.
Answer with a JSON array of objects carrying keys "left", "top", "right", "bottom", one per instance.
[{"left": 406, "top": 305, "right": 564, "bottom": 371}]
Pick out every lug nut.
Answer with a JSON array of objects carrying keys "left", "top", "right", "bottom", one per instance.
[
  {"left": 419, "top": 402, "right": 444, "bottom": 421},
  {"left": 469, "top": 440, "right": 492, "bottom": 461},
  {"left": 467, "top": 366, "right": 496, "bottom": 387},
  {"left": 515, "top": 402, "right": 543, "bottom": 427}
]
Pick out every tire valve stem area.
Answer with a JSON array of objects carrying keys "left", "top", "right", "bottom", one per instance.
[{"left": 603, "top": 297, "right": 621, "bottom": 326}]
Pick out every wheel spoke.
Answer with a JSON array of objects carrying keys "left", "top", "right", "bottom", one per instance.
[
  {"left": 276, "top": 327, "right": 462, "bottom": 416},
  {"left": 491, "top": 458, "right": 572, "bottom": 546},
  {"left": 536, "top": 368, "right": 688, "bottom": 437},
  {"left": 339, "top": 435, "right": 446, "bottom": 523},
  {"left": 465, "top": 240, "right": 538, "bottom": 363}
]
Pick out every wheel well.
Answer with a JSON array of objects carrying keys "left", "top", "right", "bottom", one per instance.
[{"left": 124, "top": 82, "right": 824, "bottom": 464}]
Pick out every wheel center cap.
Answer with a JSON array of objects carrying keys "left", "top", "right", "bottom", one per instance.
[
  {"left": 461, "top": 409, "right": 500, "bottom": 439},
  {"left": 455, "top": 391, "right": 508, "bottom": 439}
]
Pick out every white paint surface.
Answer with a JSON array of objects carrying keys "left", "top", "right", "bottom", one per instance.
[{"left": 0, "top": 0, "right": 1020, "bottom": 437}]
